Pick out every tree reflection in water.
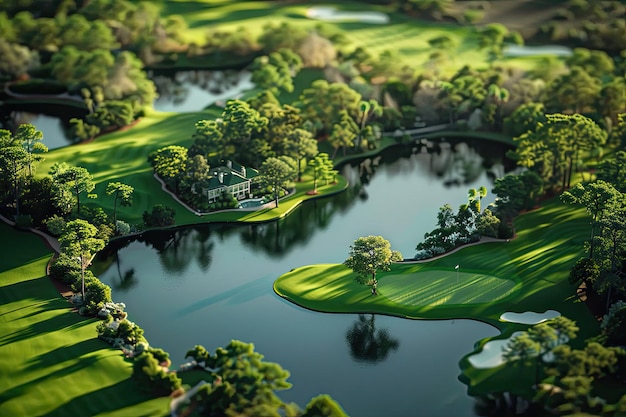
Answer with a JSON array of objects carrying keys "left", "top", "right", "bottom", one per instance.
[{"left": 346, "top": 314, "right": 399, "bottom": 364}]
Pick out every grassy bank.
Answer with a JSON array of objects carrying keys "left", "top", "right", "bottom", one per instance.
[{"left": 0, "top": 223, "right": 169, "bottom": 416}]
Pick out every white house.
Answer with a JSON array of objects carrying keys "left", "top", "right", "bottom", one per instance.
[{"left": 202, "top": 161, "right": 258, "bottom": 203}]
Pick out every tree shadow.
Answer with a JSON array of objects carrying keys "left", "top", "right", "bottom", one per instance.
[{"left": 345, "top": 314, "right": 400, "bottom": 364}]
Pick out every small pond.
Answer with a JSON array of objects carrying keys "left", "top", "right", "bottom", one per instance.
[{"left": 97, "top": 139, "right": 513, "bottom": 416}]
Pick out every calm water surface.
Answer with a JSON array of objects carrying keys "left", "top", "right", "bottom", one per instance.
[{"left": 98, "top": 142, "right": 510, "bottom": 417}]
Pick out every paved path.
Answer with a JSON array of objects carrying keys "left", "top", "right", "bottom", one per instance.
[{"left": 0, "top": 213, "right": 61, "bottom": 254}]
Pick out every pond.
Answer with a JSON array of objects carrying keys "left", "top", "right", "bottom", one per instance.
[{"left": 97, "top": 139, "right": 513, "bottom": 417}]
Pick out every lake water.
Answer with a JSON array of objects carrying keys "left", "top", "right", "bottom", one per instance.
[{"left": 97, "top": 141, "right": 512, "bottom": 417}]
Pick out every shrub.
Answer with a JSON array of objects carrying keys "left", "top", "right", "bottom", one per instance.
[
  {"left": 143, "top": 204, "right": 176, "bottom": 227},
  {"left": 79, "top": 275, "right": 112, "bottom": 315},
  {"left": 49, "top": 252, "right": 80, "bottom": 282},
  {"left": 132, "top": 349, "right": 182, "bottom": 396},
  {"left": 115, "top": 220, "right": 131, "bottom": 235},
  {"left": 14, "top": 214, "right": 32, "bottom": 228},
  {"left": 44, "top": 214, "right": 67, "bottom": 236}
]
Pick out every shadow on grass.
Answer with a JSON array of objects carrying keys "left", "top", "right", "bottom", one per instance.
[
  {"left": 43, "top": 376, "right": 167, "bottom": 417},
  {"left": 24, "top": 338, "right": 109, "bottom": 370},
  {"left": 0, "top": 353, "right": 103, "bottom": 406}
]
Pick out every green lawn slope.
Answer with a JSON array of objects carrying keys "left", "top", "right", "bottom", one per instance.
[{"left": 0, "top": 223, "right": 169, "bottom": 417}]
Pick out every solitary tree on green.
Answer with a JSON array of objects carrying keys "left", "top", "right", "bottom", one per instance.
[{"left": 344, "top": 235, "right": 403, "bottom": 294}]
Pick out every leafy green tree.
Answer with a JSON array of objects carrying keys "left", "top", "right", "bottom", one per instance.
[
  {"left": 59, "top": 219, "right": 106, "bottom": 301},
  {"left": 106, "top": 182, "right": 133, "bottom": 225},
  {"left": 192, "top": 340, "right": 292, "bottom": 417},
  {"left": 0, "top": 38, "right": 39, "bottom": 79},
  {"left": 220, "top": 100, "right": 269, "bottom": 167},
  {"left": 148, "top": 145, "right": 188, "bottom": 192},
  {"left": 15, "top": 123, "right": 47, "bottom": 176},
  {"left": 302, "top": 395, "right": 348, "bottom": 417},
  {"left": 597, "top": 150, "right": 626, "bottom": 192},
  {"left": 251, "top": 48, "right": 302, "bottom": 95},
  {"left": 143, "top": 204, "right": 175, "bottom": 227},
  {"left": 69, "top": 118, "right": 100, "bottom": 142},
  {"left": 344, "top": 235, "right": 403, "bottom": 294},
  {"left": 296, "top": 80, "right": 362, "bottom": 136},
  {"left": 86, "top": 100, "right": 134, "bottom": 130},
  {"left": 51, "top": 164, "right": 95, "bottom": 215},
  {"left": 307, "top": 153, "right": 333, "bottom": 194},
  {"left": 502, "top": 102, "right": 547, "bottom": 138},
  {"left": 565, "top": 47, "right": 615, "bottom": 78},
  {"left": 284, "top": 128, "right": 318, "bottom": 182},
  {"left": 561, "top": 180, "right": 622, "bottom": 258},
  {"left": 258, "top": 157, "right": 296, "bottom": 207},
  {"left": 0, "top": 130, "right": 29, "bottom": 215},
  {"left": 329, "top": 110, "right": 359, "bottom": 159},
  {"left": 544, "top": 66, "right": 602, "bottom": 114}
]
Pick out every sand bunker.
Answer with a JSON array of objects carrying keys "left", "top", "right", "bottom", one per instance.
[
  {"left": 306, "top": 7, "right": 389, "bottom": 24},
  {"left": 499, "top": 310, "right": 560, "bottom": 324},
  {"left": 467, "top": 332, "right": 523, "bottom": 369}
]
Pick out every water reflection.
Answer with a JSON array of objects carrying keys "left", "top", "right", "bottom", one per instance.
[
  {"left": 151, "top": 70, "right": 253, "bottom": 112},
  {"left": 346, "top": 314, "right": 400, "bottom": 364}
]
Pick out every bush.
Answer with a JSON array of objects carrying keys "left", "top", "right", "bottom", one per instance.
[
  {"left": 115, "top": 220, "right": 131, "bottom": 235},
  {"left": 44, "top": 214, "right": 67, "bottom": 236},
  {"left": 79, "top": 275, "right": 112, "bottom": 315},
  {"left": 49, "top": 252, "right": 80, "bottom": 282},
  {"left": 143, "top": 204, "right": 176, "bottom": 227},
  {"left": 14, "top": 214, "right": 32, "bottom": 228},
  {"left": 132, "top": 349, "right": 182, "bottom": 396}
]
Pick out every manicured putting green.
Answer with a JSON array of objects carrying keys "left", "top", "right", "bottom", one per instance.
[
  {"left": 275, "top": 264, "right": 518, "bottom": 317},
  {"left": 382, "top": 270, "right": 517, "bottom": 306}
]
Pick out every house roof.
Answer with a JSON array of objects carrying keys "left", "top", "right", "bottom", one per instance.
[{"left": 205, "top": 161, "right": 258, "bottom": 190}]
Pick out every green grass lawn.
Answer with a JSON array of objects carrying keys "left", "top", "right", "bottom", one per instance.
[
  {"left": 274, "top": 196, "right": 602, "bottom": 397},
  {"left": 0, "top": 223, "right": 169, "bottom": 417}
]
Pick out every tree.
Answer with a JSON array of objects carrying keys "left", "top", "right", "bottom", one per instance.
[
  {"left": 143, "top": 204, "right": 176, "bottom": 227},
  {"left": 251, "top": 48, "right": 302, "bottom": 95},
  {"left": 302, "top": 395, "right": 348, "bottom": 417},
  {"left": 284, "top": 128, "right": 318, "bottom": 182},
  {"left": 344, "top": 235, "right": 403, "bottom": 294},
  {"left": 544, "top": 66, "right": 602, "bottom": 114},
  {"left": 51, "top": 164, "right": 95, "bottom": 215},
  {"left": 503, "top": 102, "right": 547, "bottom": 138},
  {"left": 59, "top": 219, "right": 106, "bottom": 302},
  {"left": 220, "top": 100, "right": 269, "bottom": 167},
  {"left": 328, "top": 110, "right": 359, "bottom": 159},
  {"left": 106, "top": 182, "right": 133, "bottom": 225},
  {"left": 0, "top": 131, "right": 29, "bottom": 215},
  {"left": 15, "top": 123, "right": 47, "bottom": 177},
  {"left": 148, "top": 145, "right": 188, "bottom": 192},
  {"left": 257, "top": 157, "right": 296, "bottom": 207},
  {"left": 192, "top": 340, "right": 292, "bottom": 417},
  {"left": 561, "top": 180, "right": 622, "bottom": 258},
  {"left": 597, "top": 150, "right": 626, "bottom": 192},
  {"left": 307, "top": 153, "right": 333, "bottom": 194},
  {"left": 0, "top": 38, "right": 39, "bottom": 79}
]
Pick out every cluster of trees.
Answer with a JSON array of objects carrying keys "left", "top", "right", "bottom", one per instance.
[
  {"left": 415, "top": 186, "right": 502, "bottom": 258},
  {"left": 183, "top": 340, "right": 347, "bottom": 417},
  {"left": 562, "top": 150, "right": 626, "bottom": 314},
  {"left": 495, "top": 316, "right": 626, "bottom": 416}
]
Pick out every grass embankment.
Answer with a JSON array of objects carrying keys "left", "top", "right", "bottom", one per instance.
[
  {"left": 0, "top": 223, "right": 169, "bottom": 417},
  {"left": 274, "top": 196, "right": 601, "bottom": 396}
]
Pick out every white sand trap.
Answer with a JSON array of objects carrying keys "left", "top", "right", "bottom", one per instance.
[
  {"left": 467, "top": 332, "right": 523, "bottom": 369},
  {"left": 499, "top": 310, "right": 560, "bottom": 325},
  {"left": 504, "top": 44, "right": 572, "bottom": 57},
  {"left": 306, "top": 7, "right": 389, "bottom": 24}
]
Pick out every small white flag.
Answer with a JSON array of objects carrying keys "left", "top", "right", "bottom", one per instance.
[{"left": 455, "top": 265, "right": 459, "bottom": 270}]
